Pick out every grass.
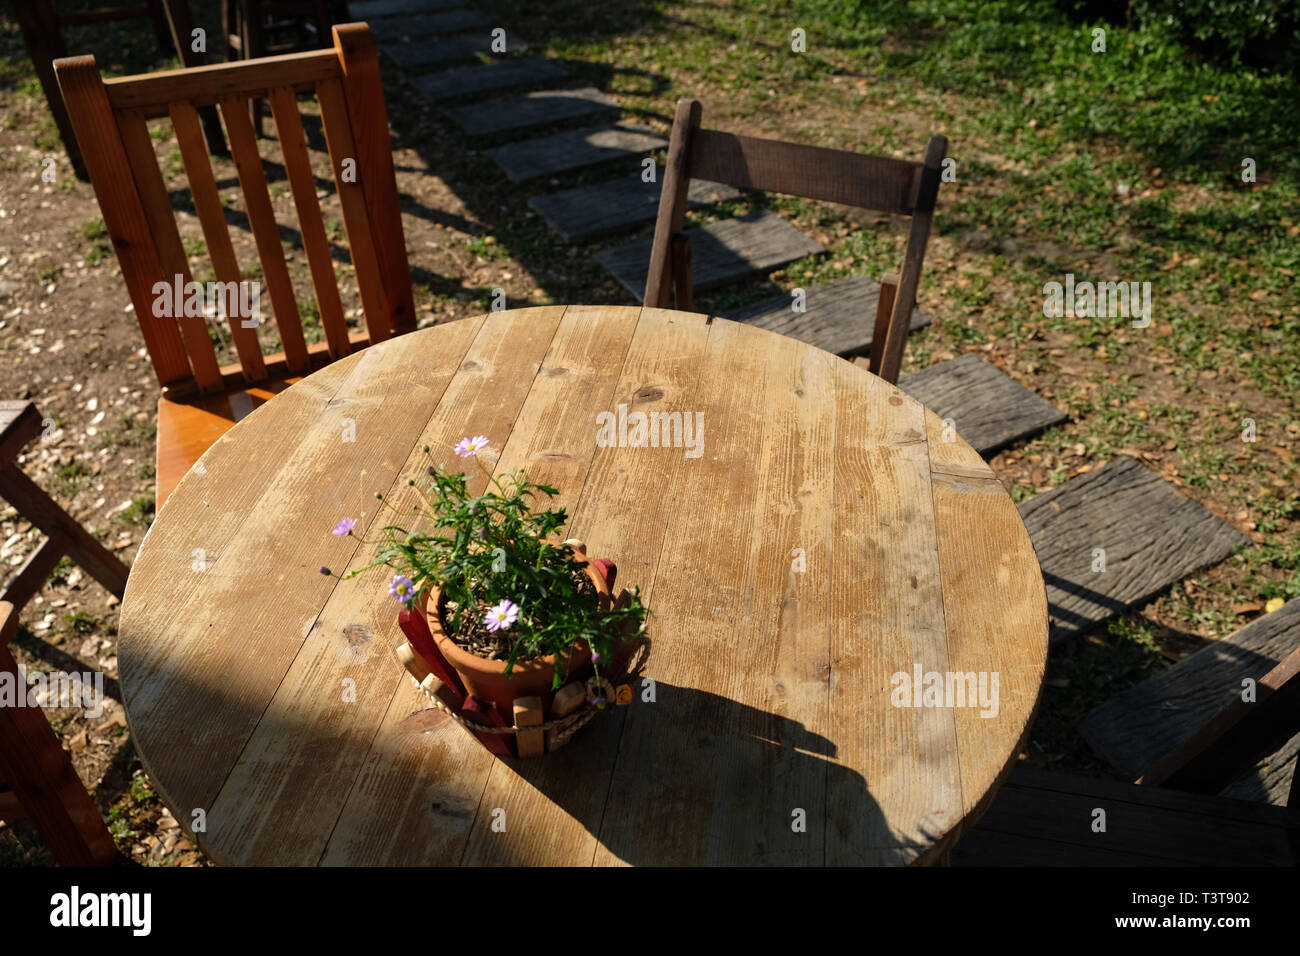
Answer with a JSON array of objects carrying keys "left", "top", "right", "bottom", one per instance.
[
  {"left": 120, "top": 495, "right": 155, "bottom": 528},
  {"left": 52, "top": 461, "right": 91, "bottom": 497}
]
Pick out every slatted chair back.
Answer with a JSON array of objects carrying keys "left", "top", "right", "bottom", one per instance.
[
  {"left": 645, "top": 98, "right": 947, "bottom": 384},
  {"left": 53, "top": 22, "right": 415, "bottom": 398}
]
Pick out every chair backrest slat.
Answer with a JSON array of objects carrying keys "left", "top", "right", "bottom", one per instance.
[
  {"left": 268, "top": 86, "right": 351, "bottom": 362},
  {"left": 54, "top": 56, "right": 194, "bottom": 389},
  {"left": 687, "top": 129, "right": 920, "bottom": 215},
  {"left": 218, "top": 94, "right": 310, "bottom": 373},
  {"left": 168, "top": 101, "right": 268, "bottom": 381},
  {"left": 115, "top": 109, "right": 225, "bottom": 393},
  {"left": 316, "top": 75, "right": 392, "bottom": 345},
  {"left": 54, "top": 23, "right": 412, "bottom": 395},
  {"left": 103, "top": 48, "right": 341, "bottom": 115},
  {"left": 334, "top": 24, "right": 416, "bottom": 336}
]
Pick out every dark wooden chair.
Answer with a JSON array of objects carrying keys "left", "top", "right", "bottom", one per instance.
[
  {"left": 644, "top": 98, "right": 947, "bottom": 384},
  {"left": 11, "top": 0, "right": 226, "bottom": 179},
  {"left": 54, "top": 23, "right": 416, "bottom": 506},
  {"left": 952, "top": 645, "right": 1300, "bottom": 865},
  {"left": 0, "top": 401, "right": 125, "bottom": 866},
  {"left": 222, "top": 0, "right": 341, "bottom": 134}
]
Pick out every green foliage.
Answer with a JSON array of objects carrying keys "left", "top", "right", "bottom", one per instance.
[
  {"left": 1129, "top": 0, "right": 1300, "bottom": 64},
  {"left": 345, "top": 449, "right": 647, "bottom": 686}
]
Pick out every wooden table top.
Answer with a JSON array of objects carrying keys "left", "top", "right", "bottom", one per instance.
[{"left": 119, "top": 305, "right": 1048, "bottom": 865}]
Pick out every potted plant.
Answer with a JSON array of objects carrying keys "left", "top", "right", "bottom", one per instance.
[{"left": 321, "top": 436, "right": 647, "bottom": 753}]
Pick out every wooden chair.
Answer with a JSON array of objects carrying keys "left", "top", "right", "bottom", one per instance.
[
  {"left": 952, "top": 645, "right": 1300, "bottom": 865},
  {"left": 11, "top": 0, "right": 226, "bottom": 180},
  {"left": 223, "top": 0, "right": 339, "bottom": 135},
  {"left": 0, "top": 402, "right": 125, "bottom": 866},
  {"left": 644, "top": 99, "right": 947, "bottom": 384},
  {"left": 54, "top": 23, "right": 416, "bottom": 506}
]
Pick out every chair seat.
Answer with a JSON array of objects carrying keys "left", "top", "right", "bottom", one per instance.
[{"left": 157, "top": 379, "right": 295, "bottom": 506}]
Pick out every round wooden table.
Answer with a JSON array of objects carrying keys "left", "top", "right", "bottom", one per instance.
[{"left": 119, "top": 305, "right": 1047, "bottom": 865}]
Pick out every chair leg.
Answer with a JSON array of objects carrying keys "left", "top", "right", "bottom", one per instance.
[
  {"left": 868, "top": 273, "right": 899, "bottom": 381},
  {"left": 670, "top": 233, "right": 694, "bottom": 313},
  {"left": 0, "top": 643, "right": 116, "bottom": 865},
  {"left": 0, "top": 465, "right": 129, "bottom": 599},
  {"left": 11, "top": 0, "right": 86, "bottom": 180}
]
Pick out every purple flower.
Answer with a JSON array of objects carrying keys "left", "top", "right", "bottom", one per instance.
[
  {"left": 591, "top": 650, "right": 601, "bottom": 663},
  {"left": 389, "top": 574, "right": 415, "bottom": 604},
  {"left": 319, "top": 566, "right": 331, "bottom": 575},
  {"left": 426, "top": 465, "right": 436, "bottom": 475},
  {"left": 484, "top": 600, "right": 519, "bottom": 633},
  {"left": 454, "top": 435, "right": 489, "bottom": 458},
  {"left": 332, "top": 517, "right": 356, "bottom": 536}
]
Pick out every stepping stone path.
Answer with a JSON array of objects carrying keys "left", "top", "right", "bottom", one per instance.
[
  {"left": 447, "top": 86, "right": 617, "bottom": 136},
  {"left": 597, "top": 211, "right": 825, "bottom": 301},
  {"left": 485, "top": 123, "right": 667, "bottom": 182},
  {"left": 529, "top": 177, "right": 740, "bottom": 242},
  {"left": 350, "top": 0, "right": 462, "bottom": 16},
  {"left": 414, "top": 57, "right": 570, "bottom": 101},
  {"left": 380, "top": 31, "right": 522, "bottom": 70},
  {"left": 900, "top": 353, "right": 1066, "bottom": 456},
  {"left": 722, "top": 274, "right": 930, "bottom": 361},
  {"left": 368, "top": 10, "right": 492, "bottom": 42},
  {"left": 1082, "top": 598, "right": 1300, "bottom": 805},
  {"left": 1018, "top": 457, "right": 1248, "bottom": 646}
]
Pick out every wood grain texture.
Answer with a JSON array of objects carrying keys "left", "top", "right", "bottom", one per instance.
[
  {"left": 413, "top": 57, "right": 569, "bottom": 101},
  {"left": 446, "top": 86, "right": 616, "bottom": 136},
  {"left": 529, "top": 177, "right": 738, "bottom": 243},
  {"left": 1019, "top": 457, "right": 1248, "bottom": 644},
  {"left": 1084, "top": 597, "right": 1300, "bottom": 801},
  {"left": 599, "top": 211, "right": 826, "bottom": 302},
  {"left": 722, "top": 274, "right": 931, "bottom": 359},
  {"left": 486, "top": 122, "right": 666, "bottom": 183},
  {"left": 688, "top": 129, "right": 919, "bottom": 215},
  {"left": 118, "top": 306, "right": 1047, "bottom": 866},
  {"left": 900, "top": 353, "right": 1066, "bottom": 456}
]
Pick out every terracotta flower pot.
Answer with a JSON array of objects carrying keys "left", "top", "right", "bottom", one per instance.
[{"left": 423, "top": 559, "right": 613, "bottom": 719}]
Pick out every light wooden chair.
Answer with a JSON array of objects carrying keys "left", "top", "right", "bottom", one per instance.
[
  {"left": 0, "top": 401, "right": 124, "bottom": 866},
  {"left": 54, "top": 23, "right": 416, "bottom": 506},
  {"left": 644, "top": 99, "right": 947, "bottom": 384}
]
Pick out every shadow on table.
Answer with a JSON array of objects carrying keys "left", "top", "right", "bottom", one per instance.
[{"left": 491, "top": 679, "right": 916, "bottom": 866}]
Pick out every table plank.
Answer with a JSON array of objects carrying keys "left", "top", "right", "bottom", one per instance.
[
  {"left": 456, "top": 304, "right": 645, "bottom": 865},
  {"left": 590, "top": 319, "right": 838, "bottom": 863},
  {"left": 824, "top": 369, "right": 962, "bottom": 864}
]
